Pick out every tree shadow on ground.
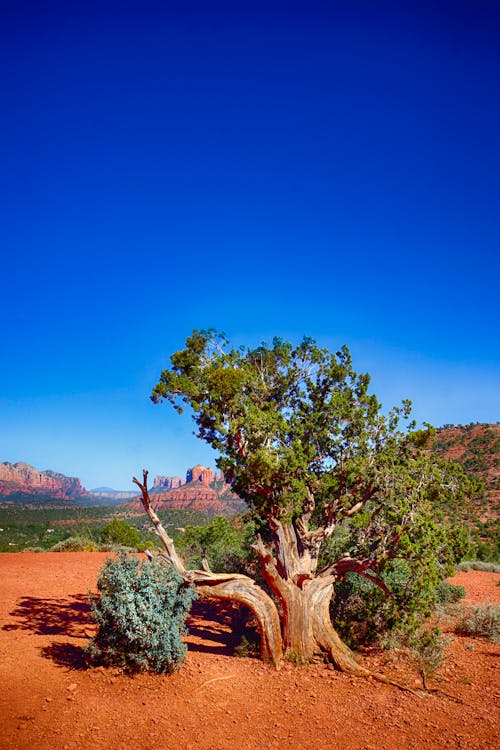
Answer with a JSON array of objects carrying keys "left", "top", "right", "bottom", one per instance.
[
  {"left": 40, "top": 642, "right": 88, "bottom": 670},
  {"left": 3, "top": 595, "right": 92, "bottom": 637},
  {"left": 4, "top": 594, "right": 259, "bottom": 662},
  {"left": 186, "top": 599, "right": 258, "bottom": 656}
]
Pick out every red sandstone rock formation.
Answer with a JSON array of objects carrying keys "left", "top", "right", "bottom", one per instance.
[
  {"left": 127, "top": 479, "right": 245, "bottom": 517},
  {"left": 153, "top": 475, "right": 185, "bottom": 490},
  {"left": 186, "top": 464, "right": 213, "bottom": 485},
  {"left": 0, "top": 462, "right": 89, "bottom": 501}
]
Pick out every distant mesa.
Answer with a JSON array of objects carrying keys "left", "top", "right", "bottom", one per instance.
[
  {"left": 127, "top": 464, "right": 244, "bottom": 517},
  {"left": 153, "top": 476, "right": 184, "bottom": 490},
  {"left": 2, "top": 425, "right": 498, "bottom": 518},
  {"left": 0, "top": 461, "right": 90, "bottom": 504},
  {"left": 153, "top": 465, "right": 225, "bottom": 490}
]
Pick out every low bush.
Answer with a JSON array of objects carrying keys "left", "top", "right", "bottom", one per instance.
[
  {"left": 408, "top": 627, "right": 452, "bottom": 690},
  {"left": 51, "top": 536, "right": 99, "bottom": 552},
  {"left": 331, "top": 559, "right": 443, "bottom": 647},
  {"left": 456, "top": 560, "right": 500, "bottom": 573},
  {"left": 455, "top": 603, "right": 500, "bottom": 642},
  {"left": 85, "top": 554, "right": 196, "bottom": 673},
  {"left": 437, "top": 581, "right": 466, "bottom": 604},
  {"left": 100, "top": 518, "right": 141, "bottom": 549}
]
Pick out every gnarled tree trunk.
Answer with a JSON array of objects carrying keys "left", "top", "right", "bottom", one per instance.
[
  {"left": 252, "top": 521, "right": 368, "bottom": 674},
  {"left": 133, "top": 472, "right": 367, "bottom": 676}
]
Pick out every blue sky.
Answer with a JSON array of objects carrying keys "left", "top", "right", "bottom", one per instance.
[{"left": 1, "top": 1, "right": 499, "bottom": 489}]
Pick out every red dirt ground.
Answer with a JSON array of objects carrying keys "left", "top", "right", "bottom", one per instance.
[{"left": 0, "top": 552, "right": 498, "bottom": 750}]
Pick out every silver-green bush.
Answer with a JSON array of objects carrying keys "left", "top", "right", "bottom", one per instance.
[
  {"left": 455, "top": 602, "right": 500, "bottom": 642},
  {"left": 85, "top": 554, "right": 196, "bottom": 672}
]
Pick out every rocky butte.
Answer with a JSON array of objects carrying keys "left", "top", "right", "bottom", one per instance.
[
  {"left": 0, "top": 461, "right": 90, "bottom": 502},
  {"left": 128, "top": 465, "right": 245, "bottom": 517}
]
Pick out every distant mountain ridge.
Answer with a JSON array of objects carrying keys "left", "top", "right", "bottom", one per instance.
[
  {"left": 127, "top": 477, "right": 246, "bottom": 517},
  {"left": 0, "top": 460, "right": 243, "bottom": 514},
  {"left": 89, "top": 487, "right": 137, "bottom": 502},
  {"left": 0, "top": 461, "right": 90, "bottom": 504},
  {"left": 1, "top": 425, "right": 498, "bottom": 521}
]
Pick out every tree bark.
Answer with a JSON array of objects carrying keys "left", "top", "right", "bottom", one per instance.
[
  {"left": 252, "top": 520, "right": 367, "bottom": 673},
  {"left": 133, "top": 472, "right": 379, "bottom": 677},
  {"left": 264, "top": 562, "right": 368, "bottom": 673}
]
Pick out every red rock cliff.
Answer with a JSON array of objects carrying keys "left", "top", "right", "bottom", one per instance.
[
  {"left": 186, "top": 465, "right": 213, "bottom": 485},
  {"left": 0, "top": 462, "right": 89, "bottom": 500}
]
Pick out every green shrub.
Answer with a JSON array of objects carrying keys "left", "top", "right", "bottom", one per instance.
[
  {"left": 408, "top": 627, "right": 452, "bottom": 690},
  {"left": 331, "top": 559, "right": 442, "bottom": 647},
  {"left": 437, "top": 581, "right": 466, "bottom": 604},
  {"left": 455, "top": 603, "right": 500, "bottom": 642},
  {"left": 178, "top": 516, "right": 256, "bottom": 574},
  {"left": 100, "top": 518, "right": 141, "bottom": 549},
  {"left": 85, "top": 554, "right": 196, "bottom": 673},
  {"left": 51, "top": 536, "right": 99, "bottom": 552}
]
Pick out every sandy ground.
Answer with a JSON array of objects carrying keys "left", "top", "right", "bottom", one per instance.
[{"left": 0, "top": 552, "right": 498, "bottom": 750}]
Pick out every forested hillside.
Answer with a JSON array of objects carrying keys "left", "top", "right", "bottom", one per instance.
[{"left": 433, "top": 423, "right": 499, "bottom": 559}]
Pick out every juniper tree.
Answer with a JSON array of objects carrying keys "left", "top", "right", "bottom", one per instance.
[{"left": 134, "top": 329, "right": 467, "bottom": 674}]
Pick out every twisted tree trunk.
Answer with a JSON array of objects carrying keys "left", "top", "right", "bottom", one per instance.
[
  {"left": 252, "top": 523, "right": 368, "bottom": 674},
  {"left": 133, "top": 472, "right": 377, "bottom": 678}
]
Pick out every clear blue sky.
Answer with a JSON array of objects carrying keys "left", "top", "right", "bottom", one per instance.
[{"left": 1, "top": 1, "right": 499, "bottom": 489}]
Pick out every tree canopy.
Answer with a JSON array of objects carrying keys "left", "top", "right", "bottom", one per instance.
[{"left": 141, "top": 329, "right": 469, "bottom": 674}]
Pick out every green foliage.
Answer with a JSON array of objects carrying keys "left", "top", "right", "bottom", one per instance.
[
  {"left": 331, "top": 559, "right": 445, "bottom": 647},
  {"left": 152, "top": 330, "right": 466, "bottom": 529},
  {"left": 0, "top": 505, "right": 213, "bottom": 553},
  {"left": 437, "top": 581, "right": 466, "bottom": 604},
  {"left": 51, "top": 536, "right": 99, "bottom": 552},
  {"left": 178, "top": 515, "right": 256, "bottom": 574},
  {"left": 325, "top": 506, "right": 467, "bottom": 646},
  {"left": 455, "top": 603, "right": 500, "bottom": 642},
  {"left": 100, "top": 518, "right": 141, "bottom": 549},
  {"left": 408, "top": 627, "right": 452, "bottom": 689},
  {"left": 86, "top": 554, "right": 196, "bottom": 672}
]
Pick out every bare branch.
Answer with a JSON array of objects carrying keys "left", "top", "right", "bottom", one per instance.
[
  {"left": 132, "top": 471, "right": 186, "bottom": 575},
  {"left": 133, "top": 470, "right": 283, "bottom": 666}
]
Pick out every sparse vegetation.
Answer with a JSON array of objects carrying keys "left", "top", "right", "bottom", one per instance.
[
  {"left": 0, "top": 505, "right": 212, "bottom": 552},
  {"left": 437, "top": 581, "right": 466, "bottom": 604},
  {"left": 455, "top": 603, "right": 500, "bottom": 642},
  {"left": 408, "top": 627, "right": 452, "bottom": 690},
  {"left": 456, "top": 560, "right": 500, "bottom": 573}
]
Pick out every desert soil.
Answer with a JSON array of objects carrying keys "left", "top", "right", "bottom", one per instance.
[{"left": 0, "top": 553, "right": 498, "bottom": 750}]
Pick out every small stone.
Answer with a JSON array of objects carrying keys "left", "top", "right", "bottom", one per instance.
[
  {"left": 67, "top": 683, "right": 77, "bottom": 692},
  {"left": 45, "top": 697, "right": 52, "bottom": 702}
]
